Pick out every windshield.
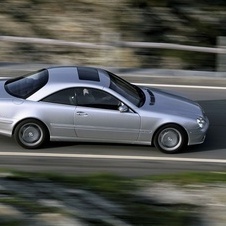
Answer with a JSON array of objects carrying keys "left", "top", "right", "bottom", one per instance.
[
  {"left": 5, "top": 69, "right": 49, "bottom": 99},
  {"left": 107, "top": 71, "right": 145, "bottom": 107}
]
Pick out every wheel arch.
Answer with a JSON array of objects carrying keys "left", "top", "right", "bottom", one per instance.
[
  {"left": 152, "top": 123, "right": 189, "bottom": 145},
  {"left": 12, "top": 117, "right": 50, "bottom": 138}
]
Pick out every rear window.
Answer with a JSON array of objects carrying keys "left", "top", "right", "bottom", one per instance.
[{"left": 5, "top": 69, "right": 49, "bottom": 99}]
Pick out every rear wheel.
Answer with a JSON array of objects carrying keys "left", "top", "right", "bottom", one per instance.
[
  {"left": 14, "top": 119, "right": 48, "bottom": 149},
  {"left": 153, "top": 124, "right": 187, "bottom": 154}
]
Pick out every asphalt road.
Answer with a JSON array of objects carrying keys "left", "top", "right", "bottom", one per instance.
[{"left": 1, "top": 69, "right": 226, "bottom": 177}]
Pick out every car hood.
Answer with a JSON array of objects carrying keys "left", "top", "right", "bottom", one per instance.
[{"left": 141, "top": 87, "right": 203, "bottom": 116}]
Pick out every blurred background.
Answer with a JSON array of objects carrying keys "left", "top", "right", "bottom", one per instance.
[{"left": 0, "top": 0, "right": 226, "bottom": 71}]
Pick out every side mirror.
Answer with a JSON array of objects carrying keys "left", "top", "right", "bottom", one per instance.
[{"left": 119, "top": 104, "right": 129, "bottom": 113}]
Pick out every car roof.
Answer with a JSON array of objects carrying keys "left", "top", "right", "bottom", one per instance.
[
  {"left": 46, "top": 66, "right": 111, "bottom": 87},
  {"left": 25, "top": 66, "right": 115, "bottom": 101}
]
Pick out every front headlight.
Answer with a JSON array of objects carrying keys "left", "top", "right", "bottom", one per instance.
[{"left": 197, "top": 116, "right": 206, "bottom": 128}]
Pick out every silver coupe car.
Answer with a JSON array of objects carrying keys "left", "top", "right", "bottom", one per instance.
[{"left": 0, "top": 66, "right": 209, "bottom": 153}]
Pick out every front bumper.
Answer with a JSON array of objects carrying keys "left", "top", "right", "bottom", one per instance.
[{"left": 188, "top": 117, "right": 209, "bottom": 145}]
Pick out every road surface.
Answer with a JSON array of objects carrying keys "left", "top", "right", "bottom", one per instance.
[{"left": 1, "top": 74, "right": 226, "bottom": 176}]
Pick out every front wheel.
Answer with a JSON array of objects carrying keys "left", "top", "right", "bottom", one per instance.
[
  {"left": 153, "top": 124, "right": 187, "bottom": 154},
  {"left": 14, "top": 119, "right": 48, "bottom": 149}
]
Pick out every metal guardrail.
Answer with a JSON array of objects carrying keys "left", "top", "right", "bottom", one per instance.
[
  {"left": 119, "top": 41, "right": 226, "bottom": 54},
  {"left": 0, "top": 36, "right": 113, "bottom": 49},
  {"left": 0, "top": 35, "right": 226, "bottom": 54}
]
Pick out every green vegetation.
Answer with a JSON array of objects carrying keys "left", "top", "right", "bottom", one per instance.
[
  {"left": 10, "top": 170, "right": 226, "bottom": 186},
  {"left": 142, "top": 171, "right": 226, "bottom": 185}
]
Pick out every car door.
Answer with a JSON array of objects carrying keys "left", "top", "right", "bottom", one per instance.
[
  {"left": 74, "top": 87, "right": 141, "bottom": 141},
  {"left": 40, "top": 88, "right": 77, "bottom": 138}
]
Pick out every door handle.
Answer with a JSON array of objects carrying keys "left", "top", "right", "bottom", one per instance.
[{"left": 76, "top": 111, "right": 88, "bottom": 116}]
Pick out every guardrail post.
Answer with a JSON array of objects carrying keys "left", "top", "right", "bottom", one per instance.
[
  {"left": 217, "top": 36, "right": 226, "bottom": 72},
  {"left": 101, "top": 32, "right": 120, "bottom": 68}
]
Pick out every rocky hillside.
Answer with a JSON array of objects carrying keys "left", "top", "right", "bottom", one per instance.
[{"left": 0, "top": 0, "right": 226, "bottom": 70}]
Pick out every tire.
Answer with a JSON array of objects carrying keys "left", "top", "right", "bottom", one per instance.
[
  {"left": 153, "top": 124, "right": 187, "bottom": 154},
  {"left": 14, "top": 119, "right": 48, "bottom": 149}
]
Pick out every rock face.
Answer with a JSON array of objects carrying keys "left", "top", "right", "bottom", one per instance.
[
  {"left": 0, "top": 0, "right": 225, "bottom": 69},
  {"left": 0, "top": 173, "right": 226, "bottom": 225}
]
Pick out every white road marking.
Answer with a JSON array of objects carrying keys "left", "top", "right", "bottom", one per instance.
[
  {"left": 0, "top": 152, "right": 226, "bottom": 163},
  {"left": 134, "top": 83, "right": 226, "bottom": 90}
]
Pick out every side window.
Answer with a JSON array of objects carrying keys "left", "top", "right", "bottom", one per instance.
[
  {"left": 41, "top": 88, "right": 76, "bottom": 106},
  {"left": 76, "top": 88, "right": 121, "bottom": 110}
]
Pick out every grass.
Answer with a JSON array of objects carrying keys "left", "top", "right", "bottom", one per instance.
[
  {"left": 8, "top": 170, "right": 226, "bottom": 186},
  {"left": 141, "top": 171, "right": 226, "bottom": 185}
]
